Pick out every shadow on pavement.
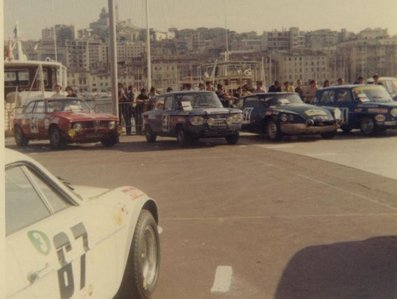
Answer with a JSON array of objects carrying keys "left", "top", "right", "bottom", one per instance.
[{"left": 275, "top": 236, "right": 397, "bottom": 299}]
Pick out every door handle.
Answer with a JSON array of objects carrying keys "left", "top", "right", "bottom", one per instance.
[{"left": 27, "top": 263, "right": 51, "bottom": 284}]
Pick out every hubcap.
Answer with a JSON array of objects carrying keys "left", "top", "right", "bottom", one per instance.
[
  {"left": 51, "top": 130, "right": 60, "bottom": 144},
  {"left": 177, "top": 130, "right": 184, "bottom": 144},
  {"left": 141, "top": 226, "right": 158, "bottom": 288},
  {"left": 362, "top": 118, "right": 374, "bottom": 134},
  {"left": 268, "top": 122, "right": 277, "bottom": 139}
]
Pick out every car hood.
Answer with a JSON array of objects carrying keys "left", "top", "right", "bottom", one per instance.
[
  {"left": 71, "top": 185, "right": 110, "bottom": 200},
  {"left": 190, "top": 107, "right": 241, "bottom": 115},
  {"left": 357, "top": 101, "right": 397, "bottom": 108},
  {"left": 271, "top": 104, "right": 331, "bottom": 117},
  {"left": 52, "top": 111, "right": 117, "bottom": 121}
]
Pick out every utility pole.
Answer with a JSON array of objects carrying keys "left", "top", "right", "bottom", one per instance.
[
  {"left": 108, "top": 0, "right": 118, "bottom": 117},
  {"left": 146, "top": 0, "right": 152, "bottom": 90}
]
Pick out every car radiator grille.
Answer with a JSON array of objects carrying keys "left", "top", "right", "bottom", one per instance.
[{"left": 81, "top": 121, "right": 109, "bottom": 129}]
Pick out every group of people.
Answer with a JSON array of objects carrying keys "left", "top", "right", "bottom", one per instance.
[
  {"left": 118, "top": 83, "right": 159, "bottom": 135},
  {"left": 51, "top": 83, "right": 77, "bottom": 98}
]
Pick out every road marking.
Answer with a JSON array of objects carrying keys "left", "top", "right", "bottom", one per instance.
[{"left": 211, "top": 265, "right": 233, "bottom": 293}]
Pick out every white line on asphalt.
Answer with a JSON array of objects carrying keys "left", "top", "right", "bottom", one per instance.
[{"left": 211, "top": 265, "right": 233, "bottom": 293}]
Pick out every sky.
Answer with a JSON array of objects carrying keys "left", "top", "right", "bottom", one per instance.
[{"left": 3, "top": 0, "right": 397, "bottom": 40}]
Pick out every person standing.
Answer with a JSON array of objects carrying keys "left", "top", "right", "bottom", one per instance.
[
  {"left": 283, "top": 81, "right": 294, "bottom": 92},
  {"left": 65, "top": 86, "right": 77, "bottom": 97},
  {"left": 254, "top": 81, "right": 266, "bottom": 93},
  {"left": 295, "top": 79, "right": 304, "bottom": 98},
  {"left": 268, "top": 81, "right": 282, "bottom": 92},
  {"left": 51, "top": 83, "right": 63, "bottom": 97},
  {"left": 148, "top": 86, "right": 159, "bottom": 111},
  {"left": 373, "top": 73, "right": 382, "bottom": 85},
  {"left": 303, "top": 80, "right": 318, "bottom": 104},
  {"left": 323, "top": 80, "right": 330, "bottom": 88},
  {"left": 135, "top": 88, "right": 149, "bottom": 135},
  {"left": 206, "top": 81, "right": 215, "bottom": 91},
  {"left": 127, "top": 85, "right": 135, "bottom": 134},
  {"left": 198, "top": 82, "right": 205, "bottom": 90},
  {"left": 118, "top": 83, "right": 133, "bottom": 135},
  {"left": 216, "top": 84, "right": 231, "bottom": 107}
]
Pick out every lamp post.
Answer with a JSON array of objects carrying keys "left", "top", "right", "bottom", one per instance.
[{"left": 108, "top": 0, "right": 118, "bottom": 117}]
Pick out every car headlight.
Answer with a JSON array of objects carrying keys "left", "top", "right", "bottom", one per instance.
[
  {"left": 391, "top": 108, "right": 397, "bottom": 117},
  {"left": 226, "top": 113, "right": 242, "bottom": 125},
  {"left": 207, "top": 117, "right": 215, "bottom": 126},
  {"left": 190, "top": 116, "right": 204, "bottom": 126},
  {"left": 333, "top": 108, "right": 341, "bottom": 120},
  {"left": 108, "top": 121, "right": 116, "bottom": 129},
  {"left": 280, "top": 113, "right": 294, "bottom": 122},
  {"left": 72, "top": 123, "right": 82, "bottom": 131}
]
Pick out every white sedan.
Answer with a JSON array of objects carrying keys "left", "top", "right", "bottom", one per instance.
[{"left": 5, "top": 148, "right": 160, "bottom": 299}]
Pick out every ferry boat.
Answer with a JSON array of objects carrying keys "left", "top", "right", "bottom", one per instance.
[{"left": 4, "top": 24, "right": 67, "bottom": 136}]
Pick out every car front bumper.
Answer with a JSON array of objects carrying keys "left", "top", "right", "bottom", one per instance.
[
  {"left": 280, "top": 123, "right": 337, "bottom": 135},
  {"left": 64, "top": 128, "right": 120, "bottom": 143},
  {"left": 187, "top": 124, "right": 241, "bottom": 137}
]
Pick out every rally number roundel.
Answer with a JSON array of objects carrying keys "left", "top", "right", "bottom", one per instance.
[{"left": 27, "top": 230, "right": 51, "bottom": 255}]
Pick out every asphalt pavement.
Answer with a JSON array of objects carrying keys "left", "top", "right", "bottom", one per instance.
[{"left": 5, "top": 130, "right": 397, "bottom": 299}]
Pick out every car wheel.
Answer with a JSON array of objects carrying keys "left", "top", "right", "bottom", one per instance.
[
  {"left": 266, "top": 120, "right": 282, "bottom": 141},
  {"left": 101, "top": 133, "right": 119, "bottom": 147},
  {"left": 360, "top": 117, "right": 375, "bottom": 135},
  {"left": 321, "top": 130, "right": 337, "bottom": 139},
  {"left": 49, "top": 126, "right": 66, "bottom": 149},
  {"left": 225, "top": 132, "right": 239, "bottom": 145},
  {"left": 145, "top": 125, "right": 157, "bottom": 143},
  {"left": 176, "top": 127, "right": 191, "bottom": 147},
  {"left": 341, "top": 127, "right": 352, "bottom": 134},
  {"left": 115, "top": 210, "right": 160, "bottom": 299},
  {"left": 14, "top": 126, "right": 29, "bottom": 146}
]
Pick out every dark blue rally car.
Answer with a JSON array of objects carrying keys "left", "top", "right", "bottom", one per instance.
[
  {"left": 143, "top": 91, "right": 243, "bottom": 146},
  {"left": 239, "top": 92, "right": 340, "bottom": 141},
  {"left": 314, "top": 84, "right": 397, "bottom": 135}
]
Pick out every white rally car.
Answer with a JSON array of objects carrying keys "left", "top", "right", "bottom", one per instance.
[{"left": 5, "top": 148, "right": 160, "bottom": 299}]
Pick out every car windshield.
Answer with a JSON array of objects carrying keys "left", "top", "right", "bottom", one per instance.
[
  {"left": 382, "top": 79, "right": 397, "bottom": 96},
  {"left": 176, "top": 92, "right": 223, "bottom": 109},
  {"left": 264, "top": 94, "right": 303, "bottom": 106},
  {"left": 353, "top": 86, "right": 393, "bottom": 103},
  {"left": 48, "top": 99, "right": 92, "bottom": 112}
]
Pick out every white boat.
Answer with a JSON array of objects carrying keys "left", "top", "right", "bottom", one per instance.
[{"left": 4, "top": 24, "right": 67, "bottom": 135}]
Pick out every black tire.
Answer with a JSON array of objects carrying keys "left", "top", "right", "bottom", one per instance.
[
  {"left": 360, "top": 116, "right": 376, "bottom": 136},
  {"left": 266, "top": 120, "right": 282, "bottom": 141},
  {"left": 225, "top": 132, "right": 239, "bottom": 145},
  {"left": 176, "top": 127, "right": 191, "bottom": 147},
  {"left": 14, "top": 126, "right": 29, "bottom": 146},
  {"left": 321, "top": 130, "right": 337, "bottom": 139},
  {"left": 101, "top": 133, "right": 119, "bottom": 147},
  {"left": 115, "top": 210, "right": 160, "bottom": 299},
  {"left": 49, "top": 126, "right": 66, "bottom": 149},
  {"left": 145, "top": 125, "right": 157, "bottom": 143}
]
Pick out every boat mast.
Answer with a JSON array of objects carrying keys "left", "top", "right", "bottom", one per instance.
[{"left": 51, "top": 0, "right": 58, "bottom": 61}]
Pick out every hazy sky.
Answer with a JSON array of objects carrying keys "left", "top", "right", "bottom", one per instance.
[{"left": 4, "top": 0, "right": 397, "bottom": 40}]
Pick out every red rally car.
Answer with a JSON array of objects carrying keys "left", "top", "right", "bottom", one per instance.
[{"left": 13, "top": 97, "right": 120, "bottom": 149}]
